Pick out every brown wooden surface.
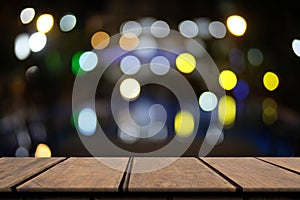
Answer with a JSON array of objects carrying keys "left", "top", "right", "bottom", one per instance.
[
  {"left": 128, "top": 157, "right": 236, "bottom": 192},
  {"left": 258, "top": 157, "right": 300, "bottom": 173},
  {"left": 17, "top": 157, "right": 129, "bottom": 192},
  {"left": 0, "top": 157, "right": 65, "bottom": 192},
  {"left": 203, "top": 157, "right": 300, "bottom": 192}
]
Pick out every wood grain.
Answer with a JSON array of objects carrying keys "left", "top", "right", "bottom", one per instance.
[
  {"left": 17, "top": 157, "right": 129, "bottom": 192},
  {"left": 257, "top": 157, "right": 300, "bottom": 173},
  {"left": 203, "top": 157, "right": 300, "bottom": 192},
  {"left": 128, "top": 157, "right": 236, "bottom": 192},
  {"left": 0, "top": 157, "right": 65, "bottom": 192}
]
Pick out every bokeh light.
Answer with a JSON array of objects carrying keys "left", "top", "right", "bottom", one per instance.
[
  {"left": 195, "top": 17, "right": 211, "bottom": 39},
  {"left": 119, "top": 33, "right": 139, "bottom": 51},
  {"left": 119, "top": 78, "right": 141, "bottom": 101},
  {"left": 120, "top": 55, "right": 141, "bottom": 75},
  {"left": 29, "top": 32, "right": 47, "bottom": 52},
  {"left": 20, "top": 8, "right": 35, "bottom": 24},
  {"left": 150, "top": 20, "right": 170, "bottom": 38},
  {"left": 35, "top": 143, "right": 51, "bottom": 157},
  {"left": 262, "top": 97, "right": 278, "bottom": 125},
  {"left": 233, "top": 80, "right": 250, "bottom": 100},
  {"left": 36, "top": 14, "right": 54, "bottom": 33},
  {"left": 150, "top": 56, "right": 170, "bottom": 75},
  {"left": 14, "top": 33, "right": 30, "bottom": 60},
  {"left": 25, "top": 65, "right": 39, "bottom": 81},
  {"left": 178, "top": 20, "right": 198, "bottom": 38},
  {"left": 247, "top": 48, "right": 263, "bottom": 66},
  {"left": 263, "top": 72, "right": 279, "bottom": 91},
  {"left": 174, "top": 110, "right": 194, "bottom": 138},
  {"left": 79, "top": 51, "right": 98, "bottom": 72},
  {"left": 120, "top": 20, "right": 142, "bottom": 36},
  {"left": 219, "top": 70, "right": 237, "bottom": 90},
  {"left": 292, "top": 39, "right": 300, "bottom": 57},
  {"left": 176, "top": 53, "right": 196, "bottom": 73},
  {"left": 91, "top": 31, "right": 110, "bottom": 49},
  {"left": 208, "top": 21, "right": 226, "bottom": 39},
  {"left": 199, "top": 91, "right": 218, "bottom": 112},
  {"left": 226, "top": 15, "right": 247, "bottom": 36},
  {"left": 15, "top": 146, "right": 29, "bottom": 157},
  {"left": 60, "top": 14, "right": 77, "bottom": 32},
  {"left": 218, "top": 95, "right": 236, "bottom": 126},
  {"left": 78, "top": 108, "right": 97, "bottom": 136},
  {"left": 71, "top": 51, "right": 84, "bottom": 76}
]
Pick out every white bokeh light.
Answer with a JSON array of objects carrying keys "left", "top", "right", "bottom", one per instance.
[
  {"left": 29, "top": 32, "right": 47, "bottom": 52},
  {"left": 20, "top": 8, "right": 35, "bottom": 24},
  {"left": 199, "top": 91, "right": 218, "bottom": 112},
  {"left": 120, "top": 20, "right": 142, "bottom": 36},
  {"left": 150, "top": 20, "right": 170, "bottom": 38},
  {"left": 14, "top": 33, "right": 30, "bottom": 60},
  {"left": 292, "top": 39, "right": 300, "bottom": 57},
  {"left": 179, "top": 20, "right": 198, "bottom": 38},
  {"left": 78, "top": 108, "right": 97, "bottom": 136},
  {"left": 150, "top": 56, "right": 170, "bottom": 75},
  {"left": 79, "top": 51, "right": 98, "bottom": 72},
  {"left": 120, "top": 55, "right": 141, "bottom": 75},
  {"left": 208, "top": 21, "right": 226, "bottom": 39},
  {"left": 119, "top": 78, "right": 141, "bottom": 101},
  {"left": 60, "top": 14, "right": 77, "bottom": 32}
]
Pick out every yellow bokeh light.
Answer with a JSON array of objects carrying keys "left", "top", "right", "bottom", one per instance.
[
  {"left": 119, "top": 78, "right": 141, "bottom": 101},
  {"left": 176, "top": 53, "right": 196, "bottom": 73},
  {"left": 35, "top": 143, "right": 51, "bottom": 157},
  {"left": 219, "top": 70, "right": 237, "bottom": 90},
  {"left": 36, "top": 14, "right": 54, "bottom": 33},
  {"left": 262, "top": 97, "right": 277, "bottom": 110},
  {"left": 262, "top": 97, "right": 277, "bottom": 125},
  {"left": 91, "top": 31, "right": 110, "bottom": 49},
  {"left": 174, "top": 110, "right": 194, "bottom": 138},
  {"left": 263, "top": 72, "right": 279, "bottom": 91},
  {"left": 218, "top": 95, "right": 236, "bottom": 126},
  {"left": 226, "top": 15, "right": 247, "bottom": 36},
  {"left": 119, "top": 33, "right": 139, "bottom": 51}
]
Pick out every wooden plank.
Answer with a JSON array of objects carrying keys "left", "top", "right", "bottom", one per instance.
[
  {"left": 17, "top": 157, "right": 129, "bottom": 192},
  {"left": 128, "top": 157, "right": 236, "bottom": 192},
  {"left": 0, "top": 157, "right": 65, "bottom": 192},
  {"left": 203, "top": 157, "right": 300, "bottom": 192},
  {"left": 257, "top": 157, "right": 300, "bottom": 173}
]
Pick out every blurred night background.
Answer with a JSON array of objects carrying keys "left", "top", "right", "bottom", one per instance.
[{"left": 1, "top": 0, "right": 300, "bottom": 157}]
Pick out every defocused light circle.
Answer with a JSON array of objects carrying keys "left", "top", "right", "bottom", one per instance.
[
  {"left": 79, "top": 51, "right": 98, "bottom": 72},
  {"left": 176, "top": 53, "right": 196, "bottom": 73},
  {"left": 91, "top": 31, "right": 110, "bottom": 49},
  {"left": 120, "top": 55, "right": 141, "bottom": 75},
  {"left": 292, "top": 39, "right": 300, "bottom": 57},
  {"left": 195, "top": 17, "right": 211, "bottom": 39},
  {"left": 36, "top": 14, "right": 54, "bottom": 33},
  {"left": 35, "top": 143, "right": 51, "bottom": 157},
  {"left": 150, "top": 56, "right": 170, "bottom": 75},
  {"left": 78, "top": 108, "right": 97, "bottom": 136},
  {"left": 179, "top": 20, "right": 198, "bottom": 38},
  {"left": 120, "top": 78, "right": 141, "bottom": 101},
  {"left": 247, "top": 48, "right": 263, "bottom": 66},
  {"left": 263, "top": 72, "right": 279, "bottom": 91},
  {"left": 60, "top": 14, "right": 76, "bottom": 32},
  {"left": 199, "top": 91, "right": 218, "bottom": 112},
  {"left": 119, "top": 33, "right": 139, "bottom": 51},
  {"left": 14, "top": 33, "right": 30, "bottom": 60},
  {"left": 218, "top": 95, "right": 236, "bottom": 126},
  {"left": 226, "top": 15, "right": 247, "bottom": 36},
  {"left": 174, "top": 110, "right": 194, "bottom": 138},
  {"left": 29, "top": 32, "right": 47, "bottom": 52},
  {"left": 233, "top": 80, "right": 249, "bottom": 100},
  {"left": 20, "top": 8, "right": 35, "bottom": 24},
  {"left": 150, "top": 20, "right": 170, "bottom": 38},
  {"left": 121, "top": 20, "right": 142, "bottom": 36},
  {"left": 219, "top": 70, "right": 237, "bottom": 90},
  {"left": 208, "top": 21, "right": 226, "bottom": 39}
]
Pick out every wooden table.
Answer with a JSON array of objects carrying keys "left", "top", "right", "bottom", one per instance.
[{"left": 0, "top": 157, "right": 299, "bottom": 199}]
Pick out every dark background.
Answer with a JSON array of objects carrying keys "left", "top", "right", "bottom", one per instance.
[{"left": 1, "top": 0, "right": 300, "bottom": 157}]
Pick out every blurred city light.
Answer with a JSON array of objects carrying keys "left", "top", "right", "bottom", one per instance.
[
  {"left": 218, "top": 95, "right": 236, "bottom": 126},
  {"left": 29, "top": 32, "right": 47, "bottom": 52},
  {"left": 59, "top": 14, "right": 77, "bottom": 32},
  {"left": 119, "top": 78, "right": 141, "bottom": 101},
  {"left": 219, "top": 70, "right": 237, "bottom": 90},
  {"left": 226, "top": 15, "right": 247, "bottom": 36},
  {"left": 78, "top": 108, "right": 97, "bottom": 136},
  {"left": 119, "top": 33, "right": 139, "bottom": 50},
  {"left": 120, "top": 20, "right": 142, "bottom": 36},
  {"left": 247, "top": 48, "right": 264, "bottom": 66},
  {"left": 262, "top": 97, "right": 278, "bottom": 125},
  {"left": 208, "top": 21, "right": 226, "bottom": 39},
  {"left": 263, "top": 72, "right": 279, "bottom": 91},
  {"left": 91, "top": 31, "right": 110, "bottom": 49},
  {"left": 150, "top": 20, "right": 170, "bottom": 38},
  {"left": 179, "top": 20, "right": 198, "bottom": 38},
  {"left": 35, "top": 143, "right": 51, "bottom": 157},
  {"left": 14, "top": 33, "right": 30, "bottom": 60},
  {"left": 20, "top": 8, "right": 35, "bottom": 24},
  {"left": 199, "top": 91, "right": 218, "bottom": 112},
  {"left": 120, "top": 55, "right": 141, "bottom": 75},
  {"left": 292, "top": 39, "right": 300, "bottom": 57},
  {"left": 150, "top": 56, "right": 170, "bottom": 75},
  {"left": 36, "top": 14, "right": 54, "bottom": 33},
  {"left": 174, "top": 110, "right": 194, "bottom": 138},
  {"left": 79, "top": 51, "right": 98, "bottom": 72},
  {"left": 176, "top": 53, "right": 196, "bottom": 73}
]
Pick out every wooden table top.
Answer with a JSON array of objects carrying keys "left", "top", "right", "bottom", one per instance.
[{"left": 0, "top": 157, "right": 299, "bottom": 199}]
